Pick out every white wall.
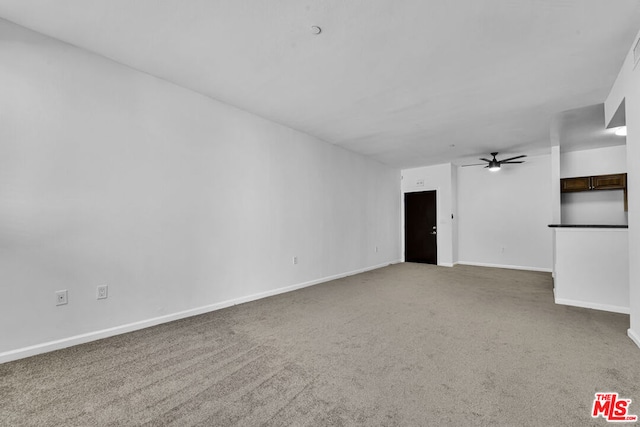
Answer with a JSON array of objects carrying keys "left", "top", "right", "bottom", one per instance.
[
  {"left": 560, "top": 145, "right": 628, "bottom": 225},
  {"left": 560, "top": 145, "right": 626, "bottom": 178},
  {"left": 550, "top": 145, "right": 561, "bottom": 278},
  {"left": 605, "top": 27, "right": 640, "bottom": 348},
  {"left": 0, "top": 20, "right": 401, "bottom": 361},
  {"left": 554, "top": 228, "right": 629, "bottom": 314},
  {"left": 401, "top": 164, "right": 455, "bottom": 266},
  {"left": 561, "top": 191, "right": 627, "bottom": 225},
  {"left": 457, "top": 154, "right": 552, "bottom": 271},
  {"left": 451, "top": 165, "right": 459, "bottom": 264},
  {"left": 550, "top": 146, "right": 561, "bottom": 224}
]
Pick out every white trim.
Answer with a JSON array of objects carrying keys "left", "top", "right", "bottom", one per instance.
[
  {"left": 628, "top": 328, "right": 640, "bottom": 349},
  {"left": 554, "top": 297, "right": 630, "bottom": 314},
  {"left": 439, "top": 262, "right": 454, "bottom": 267},
  {"left": 456, "top": 261, "right": 552, "bottom": 273},
  {"left": 0, "top": 260, "right": 400, "bottom": 364}
]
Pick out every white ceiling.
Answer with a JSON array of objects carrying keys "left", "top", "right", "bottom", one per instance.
[{"left": 0, "top": 0, "right": 638, "bottom": 168}]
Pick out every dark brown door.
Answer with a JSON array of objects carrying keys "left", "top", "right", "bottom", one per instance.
[{"left": 405, "top": 190, "right": 437, "bottom": 264}]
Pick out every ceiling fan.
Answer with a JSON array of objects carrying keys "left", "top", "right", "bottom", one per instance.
[{"left": 462, "top": 152, "right": 527, "bottom": 171}]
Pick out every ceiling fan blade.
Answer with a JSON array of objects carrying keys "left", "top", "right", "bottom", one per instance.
[
  {"left": 460, "top": 163, "right": 486, "bottom": 167},
  {"left": 479, "top": 158, "right": 492, "bottom": 162},
  {"left": 499, "top": 154, "right": 527, "bottom": 163},
  {"left": 501, "top": 161, "right": 525, "bottom": 164}
]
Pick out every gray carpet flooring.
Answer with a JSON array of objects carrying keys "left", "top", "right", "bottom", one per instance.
[{"left": 1, "top": 263, "right": 639, "bottom": 426}]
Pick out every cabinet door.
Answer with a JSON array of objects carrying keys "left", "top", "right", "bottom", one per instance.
[
  {"left": 591, "top": 173, "right": 626, "bottom": 190},
  {"left": 560, "top": 177, "right": 591, "bottom": 192}
]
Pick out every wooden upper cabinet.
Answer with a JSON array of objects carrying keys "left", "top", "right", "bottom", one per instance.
[
  {"left": 560, "top": 173, "right": 627, "bottom": 193},
  {"left": 591, "top": 173, "right": 626, "bottom": 190},
  {"left": 561, "top": 176, "right": 591, "bottom": 192}
]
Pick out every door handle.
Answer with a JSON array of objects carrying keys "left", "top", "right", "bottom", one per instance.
[{"left": 430, "top": 231, "right": 437, "bottom": 235}]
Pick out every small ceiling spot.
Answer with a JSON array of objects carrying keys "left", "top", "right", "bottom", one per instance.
[
  {"left": 311, "top": 26, "right": 321, "bottom": 35},
  {"left": 449, "top": 144, "right": 455, "bottom": 148}
]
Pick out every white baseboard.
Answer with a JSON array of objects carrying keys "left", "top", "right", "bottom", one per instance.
[
  {"left": 456, "top": 261, "right": 552, "bottom": 273},
  {"left": 0, "top": 260, "right": 400, "bottom": 364},
  {"left": 439, "top": 262, "right": 454, "bottom": 267},
  {"left": 554, "top": 297, "right": 630, "bottom": 314},
  {"left": 628, "top": 328, "right": 640, "bottom": 349}
]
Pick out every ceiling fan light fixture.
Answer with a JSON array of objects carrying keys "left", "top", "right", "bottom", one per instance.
[
  {"left": 615, "top": 126, "right": 627, "bottom": 136},
  {"left": 461, "top": 152, "right": 526, "bottom": 170}
]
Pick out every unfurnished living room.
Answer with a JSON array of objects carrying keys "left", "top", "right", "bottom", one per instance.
[{"left": 1, "top": 1, "right": 640, "bottom": 426}]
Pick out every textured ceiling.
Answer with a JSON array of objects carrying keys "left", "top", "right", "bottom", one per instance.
[{"left": 0, "top": 0, "right": 638, "bottom": 168}]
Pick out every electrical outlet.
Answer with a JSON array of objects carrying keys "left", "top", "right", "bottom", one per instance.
[
  {"left": 293, "top": 256, "right": 298, "bottom": 265},
  {"left": 97, "top": 285, "right": 108, "bottom": 300},
  {"left": 55, "top": 290, "right": 68, "bottom": 306},
  {"left": 416, "top": 179, "right": 425, "bottom": 187}
]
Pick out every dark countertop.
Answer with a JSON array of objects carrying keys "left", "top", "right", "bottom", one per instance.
[{"left": 548, "top": 224, "right": 628, "bottom": 229}]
